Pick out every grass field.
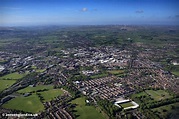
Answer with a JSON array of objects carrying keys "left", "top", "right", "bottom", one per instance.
[
  {"left": 172, "top": 71, "right": 179, "bottom": 76},
  {"left": 0, "top": 79, "right": 16, "bottom": 92},
  {"left": 36, "top": 69, "right": 46, "bottom": 73},
  {"left": 18, "top": 85, "right": 64, "bottom": 102},
  {"left": 133, "top": 91, "right": 148, "bottom": 97},
  {"left": 131, "top": 90, "right": 172, "bottom": 103},
  {"left": 71, "top": 97, "right": 105, "bottom": 119},
  {"left": 2, "top": 94, "right": 44, "bottom": 113},
  {"left": 91, "top": 73, "right": 108, "bottom": 79},
  {"left": 31, "top": 66, "right": 37, "bottom": 69},
  {"left": 169, "top": 65, "right": 179, "bottom": 77},
  {"left": 18, "top": 85, "right": 53, "bottom": 93},
  {"left": 39, "top": 89, "right": 64, "bottom": 102},
  {"left": 120, "top": 102, "right": 134, "bottom": 108},
  {"left": 30, "top": 65, "right": 46, "bottom": 73},
  {"left": 3, "top": 86, "right": 64, "bottom": 113},
  {"left": 0, "top": 72, "right": 26, "bottom": 80},
  {"left": 152, "top": 103, "right": 179, "bottom": 119},
  {"left": 108, "top": 70, "right": 124, "bottom": 75},
  {"left": 145, "top": 90, "right": 172, "bottom": 101}
]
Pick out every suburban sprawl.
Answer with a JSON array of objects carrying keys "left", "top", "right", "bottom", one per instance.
[{"left": 0, "top": 25, "right": 179, "bottom": 119}]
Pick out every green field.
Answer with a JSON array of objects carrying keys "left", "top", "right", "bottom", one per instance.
[
  {"left": 152, "top": 103, "right": 179, "bottom": 119},
  {"left": 36, "top": 69, "right": 46, "bottom": 73},
  {"left": 0, "top": 72, "right": 26, "bottom": 80},
  {"left": 18, "top": 85, "right": 53, "bottom": 93},
  {"left": 91, "top": 73, "right": 108, "bottom": 79},
  {"left": 0, "top": 79, "right": 16, "bottom": 92},
  {"left": 4, "top": 86, "right": 64, "bottom": 113},
  {"left": 132, "top": 91, "right": 148, "bottom": 97},
  {"left": 145, "top": 90, "right": 172, "bottom": 101},
  {"left": 120, "top": 102, "right": 134, "bottom": 108},
  {"left": 18, "top": 85, "right": 64, "bottom": 102},
  {"left": 131, "top": 90, "right": 172, "bottom": 103},
  {"left": 108, "top": 70, "right": 124, "bottom": 75},
  {"left": 169, "top": 65, "right": 179, "bottom": 77},
  {"left": 71, "top": 97, "right": 105, "bottom": 119},
  {"left": 31, "top": 65, "right": 37, "bottom": 69},
  {"left": 31, "top": 64, "right": 45, "bottom": 73},
  {"left": 2, "top": 94, "right": 44, "bottom": 113},
  {"left": 172, "top": 71, "right": 179, "bottom": 76},
  {"left": 39, "top": 89, "right": 64, "bottom": 102}
]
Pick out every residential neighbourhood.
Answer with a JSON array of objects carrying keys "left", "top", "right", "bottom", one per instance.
[{"left": 0, "top": 25, "right": 179, "bottom": 119}]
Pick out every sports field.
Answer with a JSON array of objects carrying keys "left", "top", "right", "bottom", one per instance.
[
  {"left": 2, "top": 94, "right": 44, "bottom": 113},
  {"left": 0, "top": 72, "right": 26, "bottom": 80},
  {"left": 120, "top": 102, "right": 134, "bottom": 108},
  {"left": 71, "top": 97, "right": 105, "bottom": 119},
  {"left": 0, "top": 79, "right": 16, "bottom": 91}
]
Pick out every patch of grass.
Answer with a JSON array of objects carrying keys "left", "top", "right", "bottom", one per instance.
[
  {"left": 0, "top": 72, "right": 26, "bottom": 80},
  {"left": 31, "top": 65, "right": 45, "bottom": 72},
  {"left": 108, "top": 70, "right": 124, "bottom": 75},
  {"left": 145, "top": 90, "right": 172, "bottom": 101},
  {"left": 39, "top": 89, "right": 64, "bottom": 102},
  {"left": 2, "top": 94, "right": 44, "bottom": 113},
  {"left": 172, "top": 71, "right": 179, "bottom": 76},
  {"left": 91, "top": 73, "right": 108, "bottom": 79},
  {"left": 131, "top": 90, "right": 172, "bottom": 104},
  {"left": 120, "top": 102, "right": 134, "bottom": 108},
  {"left": 152, "top": 103, "right": 179, "bottom": 119},
  {"left": 132, "top": 91, "right": 147, "bottom": 97},
  {"left": 18, "top": 85, "right": 53, "bottom": 93},
  {"left": 0, "top": 79, "right": 16, "bottom": 92},
  {"left": 31, "top": 66, "right": 37, "bottom": 69},
  {"left": 36, "top": 69, "right": 46, "bottom": 73},
  {"left": 71, "top": 97, "right": 105, "bottom": 119}
]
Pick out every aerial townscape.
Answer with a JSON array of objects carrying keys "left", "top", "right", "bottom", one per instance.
[
  {"left": 0, "top": 25, "right": 179, "bottom": 119},
  {"left": 0, "top": 0, "right": 179, "bottom": 119}
]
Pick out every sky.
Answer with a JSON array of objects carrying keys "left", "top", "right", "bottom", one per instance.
[{"left": 0, "top": 0, "right": 179, "bottom": 26}]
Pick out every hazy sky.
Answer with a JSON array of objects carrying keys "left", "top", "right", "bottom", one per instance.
[{"left": 0, "top": 0, "right": 179, "bottom": 26}]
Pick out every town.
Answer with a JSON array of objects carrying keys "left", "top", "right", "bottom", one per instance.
[{"left": 0, "top": 25, "right": 179, "bottom": 119}]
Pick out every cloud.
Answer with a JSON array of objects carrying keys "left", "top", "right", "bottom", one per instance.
[
  {"left": 136, "top": 10, "right": 144, "bottom": 14},
  {"left": 81, "top": 8, "right": 88, "bottom": 12}
]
